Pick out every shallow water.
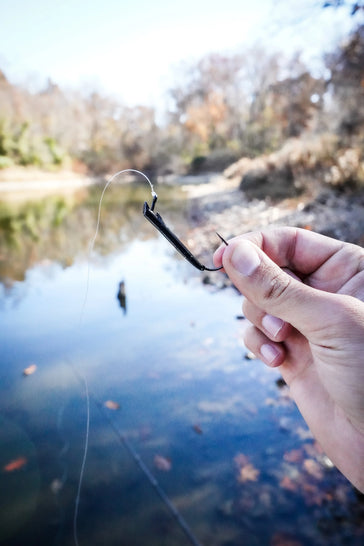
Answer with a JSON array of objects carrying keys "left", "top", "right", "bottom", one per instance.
[{"left": 0, "top": 183, "right": 363, "bottom": 545}]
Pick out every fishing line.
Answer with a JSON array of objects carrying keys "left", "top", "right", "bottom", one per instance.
[
  {"left": 73, "top": 373, "right": 89, "bottom": 546},
  {"left": 73, "top": 170, "right": 202, "bottom": 546},
  {"left": 79, "top": 169, "right": 156, "bottom": 323}
]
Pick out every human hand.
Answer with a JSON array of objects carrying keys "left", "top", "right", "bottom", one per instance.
[{"left": 214, "top": 227, "right": 364, "bottom": 492}]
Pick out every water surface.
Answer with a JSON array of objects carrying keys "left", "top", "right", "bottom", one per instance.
[{"left": 0, "top": 182, "right": 363, "bottom": 545}]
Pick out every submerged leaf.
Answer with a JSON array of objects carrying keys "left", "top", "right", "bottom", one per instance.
[
  {"left": 303, "top": 458, "right": 324, "bottom": 480},
  {"left": 192, "top": 424, "right": 203, "bottom": 435},
  {"left": 283, "top": 448, "right": 304, "bottom": 464},
  {"left": 279, "top": 475, "right": 298, "bottom": 492},
  {"left": 153, "top": 454, "right": 172, "bottom": 472},
  {"left": 3, "top": 456, "right": 27, "bottom": 472},
  {"left": 234, "top": 453, "right": 260, "bottom": 482},
  {"left": 104, "top": 400, "right": 120, "bottom": 410},
  {"left": 238, "top": 463, "right": 260, "bottom": 483},
  {"left": 23, "top": 364, "right": 37, "bottom": 376}
]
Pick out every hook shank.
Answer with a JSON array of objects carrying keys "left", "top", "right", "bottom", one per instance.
[{"left": 143, "top": 202, "right": 223, "bottom": 272}]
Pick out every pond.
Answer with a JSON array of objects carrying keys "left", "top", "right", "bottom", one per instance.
[{"left": 0, "top": 180, "right": 363, "bottom": 546}]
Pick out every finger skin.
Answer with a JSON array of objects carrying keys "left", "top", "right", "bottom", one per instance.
[
  {"left": 243, "top": 299, "right": 292, "bottom": 342},
  {"left": 220, "top": 237, "right": 339, "bottom": 341},
  {"left": 244, "top": 323, "right": 286, "bottom": 367},
  {"left": 213, "top": 227, "right": 364, "bottom": 492}
]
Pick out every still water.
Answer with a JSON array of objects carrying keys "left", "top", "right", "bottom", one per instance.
[{"left": 0, "top": 182, "right": 363, "bottom": 546}]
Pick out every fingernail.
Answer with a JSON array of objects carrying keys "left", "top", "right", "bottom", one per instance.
[
  {"left": 260, "top": 343, "right": 280, "bottom": 366},
  {"left": 262, "top": 314, "right": 284, "bottom": 338},
  {"left": 230, "top": 241, "right": 261, "bottom": 276}
]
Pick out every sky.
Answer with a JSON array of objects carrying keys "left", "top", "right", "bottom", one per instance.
[{"left": 0, "top": 0, "right": 362, "bottom": 107}]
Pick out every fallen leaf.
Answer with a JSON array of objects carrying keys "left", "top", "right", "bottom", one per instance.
[
  {"left": 279, "top": 475, "right": 298, "bottom": 492},
  {"left": 153, "top": 454, "right": 172, "bottom": 472},
  {"left": 23, "top": 364, "right": 37, "bottom": 376},
  {"left": 104, "top": 400, "right": 120, "bottom": 410},
  {"left": 192, "top": 424, "right": 203, "bottom": 435},
  {"left": 238, "top": 463, "right": 260, "bottom": 483},
  {"left": 3, "top": 456, "right": 27, "bottom": 472},
  {"left": 283, "top": 448, "right": 304, "bottom": 464},
  {"left": 303, "top": 458, "right": 324, "bottom": 480}
]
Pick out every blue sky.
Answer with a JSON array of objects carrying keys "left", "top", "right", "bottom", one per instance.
[{"left": 1, "top": 0, "right": 362, "bottom": 106}]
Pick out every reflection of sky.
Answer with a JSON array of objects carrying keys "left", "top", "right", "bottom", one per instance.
[{"left": 1, "top": 233, "right": 362, "bottom": 545}]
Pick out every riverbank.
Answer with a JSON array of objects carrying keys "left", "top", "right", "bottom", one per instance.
[
  {"left": 183, "top": 181, "right": 364, "bottom": 285},
  {"left": 1, "top": 165, "right": 363, "bottom": 251},
  {"left": 0, "top": 167, "right": 96, "bottom": 201}
]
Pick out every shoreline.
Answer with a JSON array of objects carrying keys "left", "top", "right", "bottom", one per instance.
[
  {"left": 185, "top": 185, "right": 364, "bottom": 278},
  {"left": 1, "top": 166, "right": 363, "bottom": 250}
]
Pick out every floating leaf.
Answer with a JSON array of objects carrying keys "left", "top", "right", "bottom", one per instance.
[
  {"left": 192, "top": 424, "right": 203, "bottom": 435},
  {"left": 153, "top": 454, "right": 172, "bottom": 472},
  {"left": 104, "top": 400, "right": 120, "bottom": 410},
  {"left": 283, "top": 448, "right": 304, "bottom": 464},
  {"left": 238, "top": 463, "right": 260, "bottom": 483},
  {"left": 23, "top": 364, "right": 37, "bottom": 376},
  {"left": 234, "top": 453, "right": 260, "bottom": 482},
  {"left": 303, "top": 458, "right": 324, "bottom": 480},
  {"left": 279, "top": 475, "right": 298, "bottom": 492},
  {"left": 3, "top": 456, "right": 27, "bottom": 472}
]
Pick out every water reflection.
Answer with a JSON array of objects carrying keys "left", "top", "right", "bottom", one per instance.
[
  {"left": 0, "top": 182, "right": 187, "bottom": 288},
  {"left": 116, "top": 280, "right": 127, "bottom": 314},
  {"left": 0, "top": 183, "right": 363, "bottom": 545}
]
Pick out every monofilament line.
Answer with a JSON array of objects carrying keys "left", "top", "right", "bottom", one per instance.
[
  {"left": 74, "top": 170, "right": 156, "bottom": 546},
  {"left": 79, "top": 169, "right": 156, "bottom": 324},
  {"left": 73, "top": 372, "right": 89, "bottom": 546}
]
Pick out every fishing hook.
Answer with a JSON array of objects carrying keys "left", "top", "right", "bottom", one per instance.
[{"left": 143, "top": 193, "right": 227, "bottom": 271}]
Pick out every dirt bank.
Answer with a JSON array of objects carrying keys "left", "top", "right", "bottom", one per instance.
[{"left": 182, "top": 181, "right": 364, "bottom": 283}]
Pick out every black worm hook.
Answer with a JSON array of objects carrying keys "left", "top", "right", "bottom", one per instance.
[{"left": 143, "top": 194, "right": 227, "bottom": 272}]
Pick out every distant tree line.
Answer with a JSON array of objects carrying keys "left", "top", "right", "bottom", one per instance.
[{"left": 0, "top": 23, "right": 363, "bottom": 176}]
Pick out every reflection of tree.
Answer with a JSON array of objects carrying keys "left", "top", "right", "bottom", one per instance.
[{"left": 0, "top": 184, "right": 186, "bottom": 287}]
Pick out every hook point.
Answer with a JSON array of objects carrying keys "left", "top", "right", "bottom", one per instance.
[{"left": 216, "top": 232, "right": 229, "bottom": 246}]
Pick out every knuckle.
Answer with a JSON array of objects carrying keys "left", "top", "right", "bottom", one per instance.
[{"left": 261, "top": 269, "right": 292, "bottom": 303}]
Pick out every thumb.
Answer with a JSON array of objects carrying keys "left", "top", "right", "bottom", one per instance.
[{"left": 222, "top": 239, "right": 337, "bottom": 337}]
